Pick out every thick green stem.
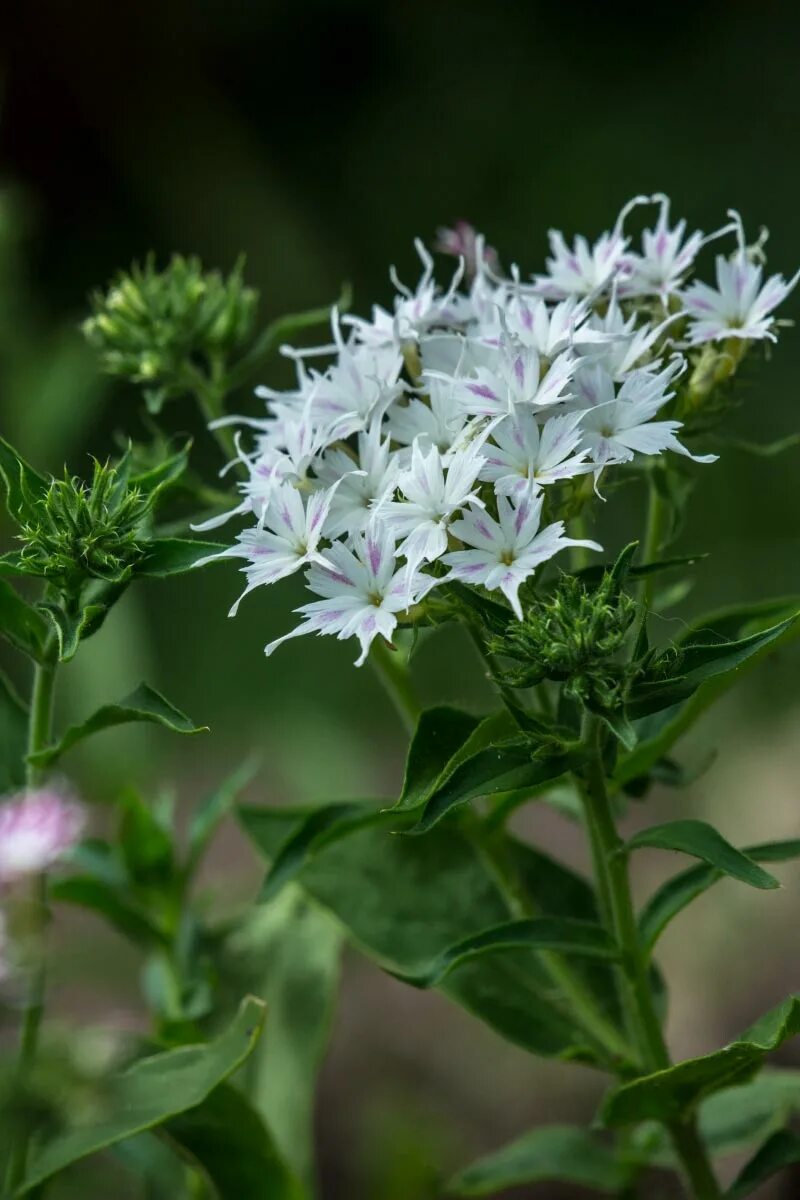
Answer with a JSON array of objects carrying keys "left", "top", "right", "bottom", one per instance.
[
  {"left": 5, "top": 659, "right": 58, "bottom": 1195},
  {"left": 578, "top": 716, "right": 721, "bottom": 1200},
  {"left": 369, "top": 637, "right": 420, "bottom": 734}
]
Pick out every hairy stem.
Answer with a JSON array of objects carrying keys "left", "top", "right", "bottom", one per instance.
[
  {"left": 579, "top": 715, "right": 721, "bottom": 1200},
  {"left": 5, "top": 658, "right": 58, "bottom": 1195}
]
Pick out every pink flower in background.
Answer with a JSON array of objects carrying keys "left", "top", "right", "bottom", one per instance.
[
  {"left": 0, "top": 788, "right": 85, "bottom": 884},
  {"left": 434, "top": 221, "right": 498, "bottom": 278}
]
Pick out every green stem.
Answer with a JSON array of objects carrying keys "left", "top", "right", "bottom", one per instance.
[
  {"left": 5, "top": 659, "right": 58, "bottom": 1195},
  {"left": 369, "top": 637, "right": 420, "bottom": 734},
  {"left": 578, "top": 715, "right": 721, "bottom": 1200}
]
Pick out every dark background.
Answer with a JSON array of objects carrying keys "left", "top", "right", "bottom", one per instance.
[{"left": 3, "top": 4, "right": 800, "bottom": 1197}]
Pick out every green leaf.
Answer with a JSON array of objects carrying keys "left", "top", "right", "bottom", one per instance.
[
  {"left": 616, "top": 598, "right": 800, "bottom": 788},
  {"left": 239, "top": 803, "right": 605, "bottom": 1063},
  {"left": 233, "top": 886, "right": 342, "bottom": 1191},
  {"left": 700, "top": 1071, "right": 800, "bottom": 1157},
  {"left": 392, "top": 705, "right": 484, "bottom": 813},
  {"left": 0, "top": 580, "right": 49, "bottom": 660},
  {"left": 447, "top": 1125, "right": 631, "bottom": 1195},
  {"left": 723, "top": 431, "right": 800, "bottom": 457},
  {"left": 131, "top": 442, "right": 191, "bottom": 503},
  {"left": 601, "top": 996, "right": 800, "bottom": 1126},
  {"left": 17, "top": 996, "right": 266, "bottom": 1194},
  {"left": 393, "top": 918, "right": 619, "bottom": 988},
  {"left": 625, "top": 820, "right": 781, "bottom": 891},
  {"left": 29, "top": 682, "right": 207, "bottom": 768},
  {"left": 412, "top": 740, "right": 570, "bottom": 833},
  {"left": 0, "top": 669, "right": 28, "bottom": 790},
  {"left": 576, "top": 550, "right": 706, "bottom": 587},
  {"left": 163, "top": 1083, "right": 302, "bottom": 1199},
  {"left": 628, "top": 610, "right": 800, "bottom": 719},
  {"left": 39, "top": 600, "right": 112, "bottom": 663},
  {"left": 138, "top": 538, "right": 227, "bottom": 577},
  {"left": 727, "top": 1129, "right": 800, "bottom": 1198},
  {"left": 226, "top": 287, "right": 352, "bottom": 390},
  {"left": 48, "top": 875, "right": 168, "bottom": 946},
  {"left": 639, "top": 839, "right": 800, "bottom": 951},
  {"left": 257, "top": 801, "right": 380, "bottom": 903},
  {"left": 0, "top": 436, "right": 48, "bottom": 524}
]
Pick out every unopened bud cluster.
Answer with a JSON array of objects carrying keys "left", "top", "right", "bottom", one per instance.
[
  {"left": 490, "top": 573, "right": 637, "bottom": 709},
  {"left": 83, "top": 255, "right": 258, "bottom": 412},
  {"left": 18, "top": 459, "right": 149, "bottom": 594}
]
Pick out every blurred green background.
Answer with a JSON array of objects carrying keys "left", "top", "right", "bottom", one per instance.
[{"left": 3, "top": 3, "right": 800, "bottom": 1196}]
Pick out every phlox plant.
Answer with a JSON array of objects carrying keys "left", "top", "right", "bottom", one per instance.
[{"left": 0, "top": 193, "right": 799, "bottom": 1199}]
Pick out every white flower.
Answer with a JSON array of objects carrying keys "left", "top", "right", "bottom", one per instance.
[
  {"left": 499, "top": 290, "right": 589, "bottom": 359},
  {"left": 574, "top": 295, "right": 679, "bottom": 381},
  {"left": 197, "top": 481, "right": 341, "bottom": 614},
  {"left": 441, "top": 341, "right": 577, "bottom": 419},
  {"left": 577, "top": 364, "right": 716, "bottom": 469},
  {"left": 386, "top": 377, "right": 475, "bottom": 457},
  {"left": 682, "top": 215, "right": 800, "bottom": 344},
  {"left": 265, "top": 524, "right": 437, "bottom": 665},
  {"left": 307, "top": 313, "right": 403, "bottom": 439},
  {"left": 0, "top": 788, "right": 85, "bottom": 884},
  {"left": 379, "top": 441, "right": 486, "bottom": 577},
  {"left": 480, "top": 409, "right": 591, "bottom": 498},
  {"left": 444, "top": 492, "right": 601, "bottom": 618},
  {"left": 345, "top": 240, "right": 467, "bottom": 350},
  {"left": 317, "top": 421, "right": 400, "bottom": 540},
  {"left": 621, "top": 194, "right": 706, "bottom": 300},
  {"left": 532, "top": 196, "right": 649, "bottom": 300}
]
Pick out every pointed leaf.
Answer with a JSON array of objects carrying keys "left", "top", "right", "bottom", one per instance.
[
  {"left": 0, "top": 670, "right": 28, "bottom": 791},
  {"left": 187, "top": 761, "right": 258, "bottom": 873},
  {"left": 639, "top": 839, "right": 800, "bottom": 951},
  {"left": 447, "top": 1125, "right": 632, "bottom": 1195},
  {"left": 413, "top": 741, "right": 570, "bottom": 833},
  {"left": 393, "top": 918, "right": 619, "bottom": 989},
  {"left": 39, "top": 601, "right": 112, "bottom": 663},
  {"left": 0, "top": 436, "right": 48, "bottom": 524},
  {"left": 138, "top": 538, "right": 227, "bottom": 578},
  {"left": 17, "top": 996, "right": 266, "bottom": 1194},
  {"left": 29, "top": 683, "right": 207, "bottom": 768},
  {"left": 48, "top": 876, "right": 168, "bottom": 946},
  {"left": 576, "top": 551, "right": 705, "bottom": 587},
  {"left": 0, "top": 580, "right": 49, "bottom": 660},
  {"left": 616, "top": 598, "right": 800, "bottom": 788},
  {"left": 601, "top": 996, "right": 800, "bottom": 1126},
  {"left": 257, "top": 802, "right": 382, "bottom": 903},
  {"left": 131, "top": 441, "right": 191, "bottom": 502},
  {"left": 164, "top": 1083, "right": 302, "bottom": 1200},
  {"left": 625, "top": 820, "right": 780, "bottom": 891},
  {"left": 391, "top": 705, "right": 484, "bottom": 813}
]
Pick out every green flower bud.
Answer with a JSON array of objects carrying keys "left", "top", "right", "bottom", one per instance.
[
  {"left": 18, "top": 459, "right": 151, "bottom": 596},
  {"left": 488, "top": 572, "right": 637, "bottom": 709},
  {"left": 84, "top": 254, "right": 259, "bottom": 411}
]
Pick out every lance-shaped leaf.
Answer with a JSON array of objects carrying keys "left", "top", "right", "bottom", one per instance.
[
  {"left": 186, "top": 760, "right": 258, "bottom": 874},
  {"left": 164, "top": 1083, "right": 303, "bottom": 1200},
  {"left": 447, "top": 1125, "right": 632, "bottom": 1196},
  {"left": 624, "top": 820, "right": 781, "bottom": 891},
  {"left": 616, "top": 597, "right": 800, "bottom": 788},
  {"left": 393, "top": 918, "right": 619, "bottom": 989},
  {"left": 239, "top": 803, "right": 610, "bottom": 1063},
  {"left": 17, "top": 996, "right": 266, "bottom": 1194},
  {"left": 49, "top": 875, "right": 168, "bottom": 946},
  {"left": 131, "top": 441, "right": 191, "bottom": 502},
  {"left": 0, "top": 435, "right": 48, "bottom": 523},
  {"left": 639, "top": 839, "right": 800, "bottom": 952},
  {"left": 0, "top": 580, "right": 49, "bottom": 660},
  {"left": 257, "top": 802, "right": 384, "bottom": 903},
  {"left": 601, "top": 996, "right": 800, "bottom": 1127},
  {"left": 575, "top": 551, "right": 706, "bottom": 587},
  {"left": 28, "top": 683, "right": 206, "bottom": 768},
  {"left": 138, "top": 537, "right": 228, "bottom": 578},
  {"left": 39, "top": 600, "right": 112, "bottom": 663},
  {"left": 391, "top": 705, "right": 485, "bottom": 813},
  {"left": 412, "top": 741, "right": 571, "bottom": 834},
  {"left": 726, "top": 1129, "right": 800, "bottom": 1198},
  {"left": 0, "top": 670, "right": 28, "bottom": 791},
  {"left": 628, "top": 611, "right": 800, "bottom": 720}
]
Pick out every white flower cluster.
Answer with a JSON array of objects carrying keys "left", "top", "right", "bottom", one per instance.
[{"left": 200, "top": 195, "right": 798, "bottom": 665}]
